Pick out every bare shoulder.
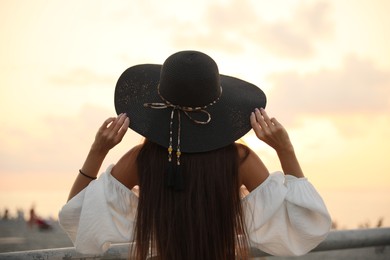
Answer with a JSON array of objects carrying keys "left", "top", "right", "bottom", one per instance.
[
  {"left": 235, "top": 143, "right": 259, "bottom": 164},
  {"left": 236, "top": 143, "right": 250, "bottom": 161},
  {"left": 119, "top": 144, "right": 143, "bottom": 162},
  {"left": 236, "top": 143, "right": 269, "bottom": 192},
  {"left": 111, "top": 144, "right": 143, "bottom": 189}
]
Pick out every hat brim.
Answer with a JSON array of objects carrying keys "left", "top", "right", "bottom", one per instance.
[{"left": 114, "top": 64, "right": 266, "bottom": 153}]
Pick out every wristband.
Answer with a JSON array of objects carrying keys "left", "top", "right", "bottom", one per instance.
[{"left": 79, "top": 169, "right": 97, "bottom": 180}]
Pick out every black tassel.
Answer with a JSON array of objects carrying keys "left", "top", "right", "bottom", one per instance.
[
  {"left": 174, "top": 164, "right": 184, "bottom": 191},
  {"left": 166, "top": 162, "right": 174, "bottom": 188}
]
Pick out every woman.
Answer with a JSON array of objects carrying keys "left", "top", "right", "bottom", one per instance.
[{"left": 59, "top": 51, "right": 331, "bottom": 259}]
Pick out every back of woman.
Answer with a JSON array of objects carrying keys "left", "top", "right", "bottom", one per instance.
[
  {"left": 58, "top": 50, "right": 331, "bottom": 260},
  {"left": 135, "top": 140, "right": 248, "bottom": 259}
]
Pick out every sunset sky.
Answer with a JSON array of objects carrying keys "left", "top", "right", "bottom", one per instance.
[{"left": 1, "top": 0, "right": 389, "bottom": 228}]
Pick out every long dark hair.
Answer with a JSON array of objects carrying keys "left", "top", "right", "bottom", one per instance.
[{"left": 133, "top": 139, "right": 249, "bottom": 259}]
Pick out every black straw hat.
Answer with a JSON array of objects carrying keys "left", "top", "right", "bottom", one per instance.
[{"left": 114, "top": 50, "right": 266, "bottom": 153}]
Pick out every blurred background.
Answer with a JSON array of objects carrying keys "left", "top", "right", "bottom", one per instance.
[{"left": 1, "top": 0, "right": 389, "bottom": 251}]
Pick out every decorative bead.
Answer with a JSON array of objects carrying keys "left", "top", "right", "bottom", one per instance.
[{"left": 168, "top": 146, "right": 173, "bottom": 153}]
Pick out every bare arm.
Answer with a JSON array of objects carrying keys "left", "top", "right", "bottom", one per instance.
[
  {"left": 67, "top": 113, "right": 129, "bottom": 201},
  {"left": 238, "top": 144, "right": 270, "bottom": 192},
  {"left": 110, "top": 144, "right": 141, "bottom": 190},
  {"left": 250, "top": 108, "right": 304, "bottom": 178}
]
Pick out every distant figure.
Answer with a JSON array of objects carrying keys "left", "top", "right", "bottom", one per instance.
[
  {"left": 36, "top": 218, "right": 52, "bottom": 231},
  {"left": 29, "top": 206, "right": 52, "bottom": 231},
  {"left": 2, "top": 208, "right": 9, "bottom": 220},
  {"left": 28, "top": 207, "right": 37, "bottom": 228},
  {"left": 16, "top": 208, "right": 25, "bottom": 222}
]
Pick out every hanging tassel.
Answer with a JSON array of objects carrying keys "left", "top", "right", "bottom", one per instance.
[
  {"left": 174, "top": 148, "right": 184, "bottom": 191},
  {"left": 174, "top": 164, "right": 184, "bottom": 191},
  {"left": 166, "top": 161, "right": 174, "bottom": 188}
]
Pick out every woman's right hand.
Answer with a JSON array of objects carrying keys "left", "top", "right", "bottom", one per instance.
[{"left": 91, "top": 113, "right": 130, "bottom": 155}]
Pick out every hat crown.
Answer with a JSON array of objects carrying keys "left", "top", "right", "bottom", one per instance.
[{"left": 159, "top": 51, "right": 221, "bottom": 107}]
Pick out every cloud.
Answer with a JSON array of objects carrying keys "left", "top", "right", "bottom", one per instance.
[
  {"left": 267, "top": 55, "right": 390, "bottom": 116},
  {"left": 0, "top": 104, "right": 141, "bottom": 175},
  {"left": 248, "top": 1, "right": 333, "bottom": 58},
  {"left": 0, "top": 105, "right": 102, "bottom": 174},
  {"left": 66, "top": 1, "right": 333, "bottom": 61},
  {"left": 49, "top": 68, "right": 115, "bottom": 87},
  {"left": 168, "top": 1, "right": 333, "bottom": 58}
]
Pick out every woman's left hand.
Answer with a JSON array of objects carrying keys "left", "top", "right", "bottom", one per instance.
[
  {"left": 250, "top": 108, "right": 293, "bottom": 153},
  {"left": 91, "top": 113, "right": 130, "bottom": 154},
  {"left": 66, "top": 113, "right": 130, "bottom": 201}
]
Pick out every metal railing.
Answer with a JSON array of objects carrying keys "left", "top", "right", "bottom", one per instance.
[{"left": 0, "top": 228, "right": 389, "bottom": 259}]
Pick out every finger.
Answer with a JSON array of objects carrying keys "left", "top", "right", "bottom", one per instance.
[
  {"left": 250, "top": 112, "right": 260, "bottom": 131},
  {"left": 270, "top": 117, "right": 281, "bottom": 127},
  {"left": 254, "top": 108, "right": 267, "bottom": 129},
  {"left": 250, "top": 112, "right": 264, "bottom": 138},
  {"left": 116, "top": 117, "right": 129, "bottom": 141},
  {"left": 260, "top": 108, "right": 273, "bottom": 127},
  {"left": 109, "top": 113, "right": 126, "bottom": 133},
  {"left": 101, "top": 117, "right": 116, "bottom": 130}
]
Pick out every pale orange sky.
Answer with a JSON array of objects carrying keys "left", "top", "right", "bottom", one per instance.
[{"left": 1, "top": 0, "right": 389, "bottom": 228}]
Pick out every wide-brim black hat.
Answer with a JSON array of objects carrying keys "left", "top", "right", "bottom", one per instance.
[{"left": 115, "top": 50, "right": 266, "bottom": 153}]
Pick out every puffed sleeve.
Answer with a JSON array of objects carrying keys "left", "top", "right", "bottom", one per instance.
[
  {"left": 242, "top": 172, "right": 331, "bottom": 256},
  {"left": 58, "top": 164, "right": 138, "bottom": 254}
]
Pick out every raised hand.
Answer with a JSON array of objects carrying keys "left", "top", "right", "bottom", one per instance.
[
  {"left": 250, "top": 108, "right": 293, "bottom": 153},
  {"left": 250, "top": 108, "right": 304, "bottom": 178},
  {"left": 91, "top": 113, "right": 130, "bottom": 154},
  {"left": 67, "top": 113, "right": 130, "bottom": 201}
]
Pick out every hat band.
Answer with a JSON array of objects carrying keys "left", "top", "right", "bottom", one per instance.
[{"left": 143, "top": 85, "right": 223, "bottom": 190}]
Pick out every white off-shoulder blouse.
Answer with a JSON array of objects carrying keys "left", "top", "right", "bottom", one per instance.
[{"left": 58, "top": 164, "right": 331, "bottom": 256}]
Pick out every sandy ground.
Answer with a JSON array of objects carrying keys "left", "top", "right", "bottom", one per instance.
[{"left": 0, "top": 219, "right": 73, "bottom": 253}]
